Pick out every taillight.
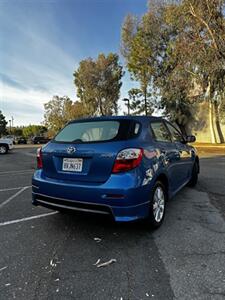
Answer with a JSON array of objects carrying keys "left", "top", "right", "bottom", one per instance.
[
  {"left": 112, "top": 148, "right": 143, "bottom": 173},
  {"left": 37, "top": 148, "right": 43, "bottom": 169}
]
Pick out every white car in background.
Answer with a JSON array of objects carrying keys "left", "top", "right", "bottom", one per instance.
[
  {"left": 0, "top": 138, "right": 14, "bottom": 154},
  {"left": 5, "top": 135, "right": 16, "bottom": 145}
]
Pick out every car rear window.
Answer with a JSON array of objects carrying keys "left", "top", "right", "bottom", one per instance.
[
  {"left": 54, "top": 121, "right": 121, "bottom": 143},
  {"left": 54, "top": 120, "right": 141, "bottom": 143}
]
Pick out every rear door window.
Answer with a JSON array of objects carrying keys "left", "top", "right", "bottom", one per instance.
[
  {"left": 150, "top": 121, "right": 171, "bottom": 142},
  {"left": 166, "top": 122, "right": 184, "bottom": 143}
]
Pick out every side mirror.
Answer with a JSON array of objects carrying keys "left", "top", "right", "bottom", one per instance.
[{"left": 184, "top": 135, "right": 196, "bottom": 143}]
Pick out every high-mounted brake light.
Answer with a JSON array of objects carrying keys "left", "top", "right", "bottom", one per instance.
[
  {"left": 37, "top": 148, "right": 43, "bottom": 169},
  {"left": 112, "top": 148, "right": 143, "bottom": 173}
]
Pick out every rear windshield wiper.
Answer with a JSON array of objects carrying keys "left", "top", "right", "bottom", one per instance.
[{"left": 71, "top": 139, "right": 84, "bottom": 143}]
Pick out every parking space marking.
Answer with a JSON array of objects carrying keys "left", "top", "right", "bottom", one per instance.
[
  {"left": 22, "top": 152, "right": 36, "bottom": 158},
  {"left": 0, "top": 211, "right": 58, "bottom": 227},
  {"left": 0, "top": 186, "right": 31, "bottom": 192},
  {"left": 0, "top": 186, "right": 31, "bottom": 209},
  {"left": 0, "top": 170, "right": 34, "bottom": 176}
]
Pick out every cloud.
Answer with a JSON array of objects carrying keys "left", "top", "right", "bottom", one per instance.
[
  {"left": 0, "top": 78, "right": 76, "bottom": 126},
  {"left": 0, "top": 83, "right": 47, "bottom": 125},
  {"left": 0, "top": 5, "right": 78, "bottom": 125},
  {"left": 0, "top": 2, "right": 140, "bottom": 125},
  {"left": 0, "top": 73, "right": 28, "bottom": 91}
]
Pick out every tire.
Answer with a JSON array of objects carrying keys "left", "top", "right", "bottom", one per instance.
[
  {"left": 187, "top": 161, "right": 198, "bottom": 187},
  {"left": 145, "top": 181, "right": 167, "bottom": 229},
  {"left": 0, "top": 145, "right": 8, "bottom": 155}
]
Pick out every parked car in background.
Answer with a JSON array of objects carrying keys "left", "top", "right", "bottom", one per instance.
[
  {"left": 32, "top": 136, "right": 50, "bottom": 144},
  {"left": 17, "top": 137, "right": 27, "bottom": 144},
  {"left": 4, "top": 135, "right": 16, "bottom": 145},
  {"left": 32, "top": 116, "right": 199, "bottom": 228},
  {"left": 0, "top": 138, "right": 14, "bottom": 154}
]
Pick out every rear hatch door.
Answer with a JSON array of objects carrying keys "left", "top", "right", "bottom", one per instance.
[{"left": 41, "top": 119, "right": 139, "bottom": 183}]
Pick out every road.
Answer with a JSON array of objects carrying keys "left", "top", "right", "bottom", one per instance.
[{"left": 0, "top": 148, "right": 224, "bottom": 300}]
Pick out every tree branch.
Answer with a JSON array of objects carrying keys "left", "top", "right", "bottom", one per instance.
[
  {"left": 189, "top": 3, "right": 218, "bottom": 52},
  {"left": 184, "top": 69, "right": 198, "bottom": 77}
]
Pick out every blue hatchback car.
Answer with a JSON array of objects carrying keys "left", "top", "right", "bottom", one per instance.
[{"left": 32, "top": 116, "right": 199, "bottom": 228}]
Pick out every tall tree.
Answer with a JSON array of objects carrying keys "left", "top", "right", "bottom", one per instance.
[
  {"left": 128, "top": 86, "right": 155, "bottom": 115},
  {"left": 121, "top": 13, "right": 160, "bottom": 115},
  {"left": 162, "top": 0, "right": 225, "bottom": 142},
  {"left": 128, "top": 88, "right": 143, "bottom": 115},
  {"left": 189, "top": 0, "right": 225, "bottom": 143},
  {"left": 0, "top": 110, "right": 7, "bottom": 137},
  {"left": 11, "top": 127, "right": 23, "bottom": 137},
  {"left": 22, "top": 125, "right": 47, "bottom": 138},
  {"left": 121, "top": 0, "right": 225, "bottom": 141},
  {"left": 74, "top": 53, "right": 124, "bottom": 116},
  {"left": 44, "top": 96, "right": 85, "bottom": 135}
]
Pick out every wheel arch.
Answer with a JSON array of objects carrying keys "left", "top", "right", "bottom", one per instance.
[
  {"left": 154, "top": 172, "right": 169, "bottom": 199},
  {"left": 195, "top": 155, "right": 200, "bottom": 173},
  {"left": 0, "top": 143, "right": 9, "bottom": 150}
]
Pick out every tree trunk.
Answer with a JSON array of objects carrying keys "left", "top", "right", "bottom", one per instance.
[
  {"left": 113, "top": 101, "right": 118, "bottom": 116},
  {"left": 144, "top": 88, "right": 148, "bottom": 116},
  {"left": 98, "top": 97, "right": 104, "bottom": 116},
  {"left": 209, "top": 101, "right": 217, "bottom": 143},
  {"left": 214, "top": 102, "right": 225, "bottom": 143}
]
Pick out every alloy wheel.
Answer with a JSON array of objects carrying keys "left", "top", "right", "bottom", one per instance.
[
  {"left": 153, "top": 186, "right": 165, "bottom": 223},
  {"left": 0, "top": 146, "right": 7, "bottom": 154}
]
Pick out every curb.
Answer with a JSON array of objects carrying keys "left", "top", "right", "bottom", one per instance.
[{"left": 194, "top": 144, "right": 225, "bottom": 149}]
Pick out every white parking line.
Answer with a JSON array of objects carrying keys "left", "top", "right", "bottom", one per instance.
[
  {"left": 0, "top": 186, "right": 31, "bottom": 209},
  {"left": 0, "top": 186, "right": 31, "bottom": 192},
  {"left": 0, "top": 212, "right": 58, "bottom": 227},
  {"left": 22, "top": 152, "right": 36, "bottom": 158}
]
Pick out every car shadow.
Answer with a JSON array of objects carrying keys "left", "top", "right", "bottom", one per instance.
[{"left": 50, "top": 209, "right": 153, "bottom": 238}]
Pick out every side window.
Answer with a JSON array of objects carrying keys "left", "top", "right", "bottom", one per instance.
[
  {"left": 166, "top": 123, "right": 183, "bottom": 142},
  {"left": 128, "top": 122, "right": 141, "bottom": 139},
  {"left": 150, "top": 122, "right": 171, "bottom": 142},
  {"left": 134, "top": 123, "right": 140, "bottom": 135}
]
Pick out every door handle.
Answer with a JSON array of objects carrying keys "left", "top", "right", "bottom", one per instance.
[{"left": 175, "top": 150, "right": 181, "bottom": 158}]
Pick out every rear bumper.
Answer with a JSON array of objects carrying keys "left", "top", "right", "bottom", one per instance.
[{"left": 32, "top": 170, "right": 153, "bottom": 222}]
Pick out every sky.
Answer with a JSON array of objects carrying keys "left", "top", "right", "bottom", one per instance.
[{"left": 0, "top": 0, "right": 148, "bottom": 126}]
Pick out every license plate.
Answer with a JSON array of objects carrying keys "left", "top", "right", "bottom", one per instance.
[{"left": 62, "top": 158, "right": 83, "bottom": 172}]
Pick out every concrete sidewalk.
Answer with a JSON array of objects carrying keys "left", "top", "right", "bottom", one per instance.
[
  {"left": 14, "top": 144, "right": 43, "bottom": 149},
  {"left": 193, "top": 143, "right": 225, "bottom": 148}
]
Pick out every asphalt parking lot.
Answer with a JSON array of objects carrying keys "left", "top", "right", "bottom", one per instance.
[{"left": 0, "top": 148, "right": 225, "bottom": 300}]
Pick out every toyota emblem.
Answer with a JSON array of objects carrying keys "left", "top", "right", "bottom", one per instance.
[{"left": 67, "top": 146, "right": 76, "bottom": 154}]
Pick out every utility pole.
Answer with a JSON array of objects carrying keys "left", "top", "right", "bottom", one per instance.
[
  {"left": 123, "top": 98, "right": 130, "bottom": 115},
  {"left": 11, "top": 116, "right": 14, "bottom": 128},
  {"left": 9, "top": 120, "right": 11, "bottom": 134}
]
